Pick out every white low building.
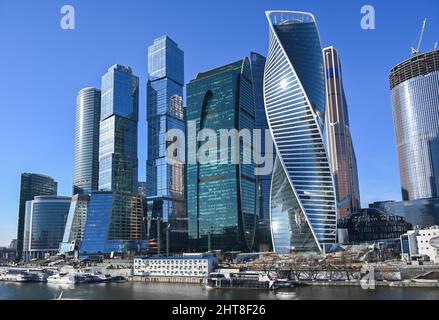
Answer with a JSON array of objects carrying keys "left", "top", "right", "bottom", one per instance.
[
  {"left": 133, "top": 253, "right": 217, "bottom": 278},
  {"left": 401, "top": 226, "right": 439, "bottom": 263}
]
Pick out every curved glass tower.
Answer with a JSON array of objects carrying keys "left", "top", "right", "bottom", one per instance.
[
  {"left": 390, "top": 50, "right": 439, "bottom": 201},
  {"left": 263, "top": 11, "right": 337, "bottom": 253},
  {"left": 187, "top": 58, "right": 257, "bottom": 252},
  {"left": 73, "top": 87, "right": 101, "bottom": 195}
]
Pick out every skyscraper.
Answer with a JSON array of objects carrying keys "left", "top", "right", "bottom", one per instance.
[
  {"left": 146, "top": 36, "right": 187, "bottom": 253},
  {"left": 99, "top": 64, "right": 139, "bottom": 193},
  {"left": 390, "top": 49, "right": 439, "bottom": 201},
  {"left": 250, "top": 52, "right": 274, "bottom": 251},
  {"left": 23, "top": 195, "right": 70, "bottom": 261},
  {"left": 80, "top": 64, "right": 145, "bottom": 256},
  {"left": 323, "top": 46, "right": 361, "bottom": 219},
  {"left": 16, "top": 173, "right": 58, "bottom": 259},
  {"left": 263, "top": 11, "right": 337, "bottom": 254},
  {"left": 186, "top": 58, "right": 258, "bottom": 252},
  {"left": 73, "top": 87, "right": 101, "bottom": 195}
]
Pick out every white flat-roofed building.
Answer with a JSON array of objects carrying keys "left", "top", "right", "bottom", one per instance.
[
  {"left": 401, "top": 226, "right": 439, "bottom": 263},
  {"left": 133, "top": 253, "right": 217, "bottom": 278}
]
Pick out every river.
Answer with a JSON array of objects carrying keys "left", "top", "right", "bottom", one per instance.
[{"left": 1, "top": 282, "right": 439, "bottom": 300}]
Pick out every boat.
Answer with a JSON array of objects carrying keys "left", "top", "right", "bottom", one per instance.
[
  {"left": 206, "top": 271, "right": 276, "bottom": 290},
  {"left": 0, "top": 270, "right": 34, "bottom": 282},
  {"left": 47, "top": 273, "right": 76, "bottom": 284},
  {"left": 84, "top": 272, "right": 112, "bottom": 283}
]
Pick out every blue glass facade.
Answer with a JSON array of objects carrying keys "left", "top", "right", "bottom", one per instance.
[
  {"left": 250, "top": 52, "right": 274, "bottom": 251},
  {"left": 99, "top": 64, "right": 139, "bottom": 194},
  {"left": 16, "top": 173, "right": 58, "bottom": 259},
  {"left": 370, "top": 198, "right": 439, "bottom": 228},
  {"left": 390, "top": 50, "right": 439, "bottom": 201},
  {"left": 73, "top": 88, "right": 101, "bottom": 195},
  {"left": 264, "top": 11, "right": 337, "bottom": 253},
  {"left": 146, "top": 36, "right": 187, "bottom": 253},
  {"left": 186, "top": 58, "right": 258, "bottom": 252},
  {"left": 80, "top": 192, "right": 146, "bottom": 255},
  {"left": 23, "top": 196, "right": 70, "bottom": 261}
]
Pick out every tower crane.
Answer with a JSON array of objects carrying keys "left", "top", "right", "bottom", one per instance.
[{"left": 411, "top": 18, "right": 427, "bottom": 56}]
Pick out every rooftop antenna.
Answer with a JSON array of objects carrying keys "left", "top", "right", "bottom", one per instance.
[
  {"left": 434, "top": 41, "right": 438, "bottom": 50},
  {"left": 411, "top": 18, "right": 427, "bottom": 56}
]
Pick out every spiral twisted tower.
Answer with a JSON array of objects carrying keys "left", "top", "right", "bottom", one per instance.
[{"left": 263, "top": 11, "right": 337, "bottom": 253}]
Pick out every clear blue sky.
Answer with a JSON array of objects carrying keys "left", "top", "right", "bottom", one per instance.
[{"left": 0, "top": 0, "right": 438, "bottom": 246}]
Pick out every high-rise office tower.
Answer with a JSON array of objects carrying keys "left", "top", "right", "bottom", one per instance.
[
  {"left": 73, "top": 87, "right": 101, "bottom": 195},
  {"left": 390, "top": 50, "right": 439, "bottom": 201},
  {"left": 263, "top": 11, "right": 337, "bottom": 253},
  {"left": 249, "top": 52, "right": 274, "bottom": 251},
  {"left": 99, "top": 64, "right": 139, "bottom": 193},
  {"left": 80, "top": 64, "right": 145, "bottom": 256},
  {"left": 23, "top": 195, "right": 70, "bottom": 261},
  {"left": 324, "top": 47, "right": 361, "bottom": 219},
  {"left": 16, "top": 173, "right": 58, "bottom": 259},
  {"left": 146, "top": 36, "right": 187, "bottom": 253},
  {"left": 186, "top": 58, "right": 258, "bottom": 252}
]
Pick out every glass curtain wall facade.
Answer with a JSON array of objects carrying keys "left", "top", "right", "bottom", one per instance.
[
  {"left": 263, "top": 11, "right": 337, "bottom": 254},
  {"left": 16, "top": 173, "right": 58, "bottom": 259},
  {"left": 390, "top": 50, "right": 439, "bottom": 201},
  {"left": 80, "top": 192, "right": 146, "bottom": 255},
  {"left": 323, "top": 47, "right": 361, "bottom": 218},
  {"left": 73, "top": 87, "right": 101, "bottom": 195},
  {"left": 80, "top": 64, "right": 146, "bottom": 256},
  {"left": 250, "top": 52, "right": 274, "bottom": 251},
  {"left": 146, "top": 36, "right": 187, "bottom": 253},
  {"left": 99, "top": 64, "right": 139, "bottom": 193},
  {"left": 59, "top": 194, "right": 90, "bottom": 254},
  {"left": 23, "top": 196, "right": 70, "bottom": 261},
  {"left": 186, "top": 58, "right": 258, "bottom": 252}
]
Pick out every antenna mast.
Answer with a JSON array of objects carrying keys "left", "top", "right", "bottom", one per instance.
[{"left": 412, "top": 18, "right": 427, "bottom": 56}]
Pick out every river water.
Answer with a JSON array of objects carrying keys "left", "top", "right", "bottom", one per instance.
[{"left": 1, "top": 282, "right": 439, "bottom": 300}]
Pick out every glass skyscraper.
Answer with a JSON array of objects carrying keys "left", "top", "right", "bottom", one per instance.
[
  {"left": 80, "top": 64, "right": 146, "bottom": 256},
  {"left": 23, "top": 196, "right": 70, "bottom": 261},
  {"left": 73, "top": 87, "right": 101, "bottom": 195},
  {"left": 146, "top": 36, "right": 187, "bottom": 253},
  {"left": 390, "top": 50, "right": 439, "bottom": 201},
  {"left": 16, "top": 173, "right": 58, "bottom": 259},
  {"left": 323, "top": 46, "right": 361, "bottom": 219},
  {"left": 264, "top": 11, "right": 337, "bottom": 254},
  {"left": 250, "top": 52, "right": 274, "bottom": 251},
  {"left": 99, "top": 64, "right": 139, "bottom": 193},
  {"left": 186, "top": 58, "right": 258, "bottom": 252}
]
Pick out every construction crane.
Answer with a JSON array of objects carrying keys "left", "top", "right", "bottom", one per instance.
[{"left": 411, "top": 18, "right": 427, "bottom": 56}]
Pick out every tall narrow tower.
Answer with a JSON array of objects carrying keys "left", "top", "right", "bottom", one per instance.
[
  {"left": 324, "top": 47, "right": 361, "bottom": 218},
  {"left": 73, "top": 87, "right": 101, "bottom": 195},
  {"left": 99, "top": 64, "right": 139, "bottom": 193},
  {"left": 263, "top": 11, "right": 337, "bottom": 253},
  {"left": 146, "top": 36, "right": 187, "bottom": 253}
]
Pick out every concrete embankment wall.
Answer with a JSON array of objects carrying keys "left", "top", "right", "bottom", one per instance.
[
  {"left": 301, "top": 280, "right": 439, "bottom": 288},
  {"left": 132, "top": 276, "right": 204, "bottom": 285}
]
